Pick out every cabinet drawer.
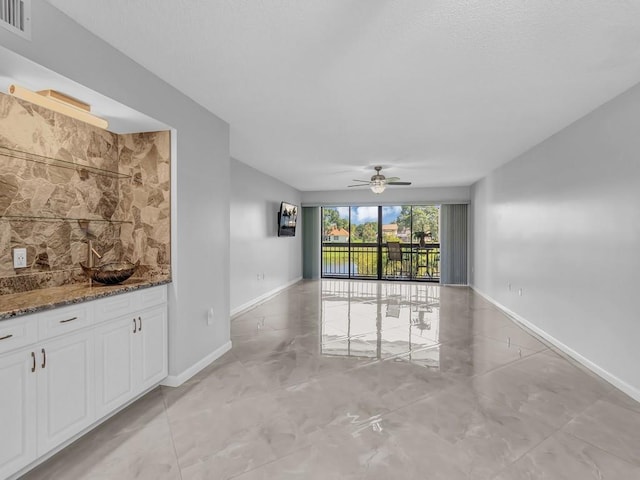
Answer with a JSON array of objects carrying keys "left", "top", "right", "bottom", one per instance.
[
  {"left": 0, "top": 314, "right": 39, "bottom": 355},
  {"left": 38, "top": 304, "right": 92, "bottom": 341},
  {"left": 139, "top": 286, "right": 167, "bottom": 310},
  {"left": 93, "top": 291, "right": 140, "bottom": 324}
]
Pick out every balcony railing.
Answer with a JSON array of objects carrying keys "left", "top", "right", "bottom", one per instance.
[{"left": 321, "top": 242, "right": 440, "bottom": 281}]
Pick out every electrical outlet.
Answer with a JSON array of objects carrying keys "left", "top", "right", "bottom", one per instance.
[
  {"left": 13, "top": 248, "right": 27, "bottom": 268},
  {"left": 518, "top": 288, "right": 523, "bottom": 296},
  {"left": 207, "top": 307, "right": 214, "bottom": 326}
]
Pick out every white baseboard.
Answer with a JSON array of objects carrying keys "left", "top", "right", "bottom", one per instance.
[
  {"left": 231, "top": 277, "right": 303, "bottom": 317},
  {"left": 470, "top": 284, "right": 640, "bottom": 404},
  {"left": 161, "top": 340, "right": 232, "bottom": 388}
]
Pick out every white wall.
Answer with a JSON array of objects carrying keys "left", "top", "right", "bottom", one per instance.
[
  {"left": 302, "top": 186, "right": 470, "bottom": 206},
  {"left": 471, "top": 82, "right": 640, "bottom": 399},
  {"left": 0, "top": 0, "right": 231, "bottom": 381},
  {"left": 230, "top": 159, "right": 302, "bottom": 314}
]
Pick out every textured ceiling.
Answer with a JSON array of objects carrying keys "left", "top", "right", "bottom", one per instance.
[{"left": 48, "top": 0, "right": 640, "bottom": 191}]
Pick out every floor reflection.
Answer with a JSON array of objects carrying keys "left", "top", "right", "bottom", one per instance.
[
  {"left": 321, "top": 279, "right": 441, "bottom": 368},
  {"left": 26, "top": 279, "right": 639, "bottom": 480}
]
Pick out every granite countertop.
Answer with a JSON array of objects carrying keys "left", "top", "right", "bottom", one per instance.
[{"left": 0, "top": 278, "right": 172, "bottom": 321}]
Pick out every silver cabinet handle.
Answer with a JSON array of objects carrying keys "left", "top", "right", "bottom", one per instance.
[
  {"left": 0, "top": 334, "right": 13, "bottom": 341},
  {"left": 59, "top": 316, "right": 78, "bottom": 324},
  {"left": 138, "top": 316, "right": 142, "bottom": 332},
  {"left": 133, "top": 318, "right": 137, "bottom": 333},
  {"left": 31, "top": 351, "right": 36, "bottom": 373},
  {"left": 41, "top": 348, "right": 46, "bottom": 369}
]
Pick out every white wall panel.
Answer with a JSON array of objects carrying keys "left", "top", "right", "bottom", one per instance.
[
  {"left": 230, "top": 159, "right": 302, "bottom": 313},
  {"left": 472, "top": 82, "right": 640, "bottom": 396}
]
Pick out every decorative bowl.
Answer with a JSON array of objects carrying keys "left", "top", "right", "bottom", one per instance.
[{"left": 80, "top": 261, "right": 140, "bottom": 285}]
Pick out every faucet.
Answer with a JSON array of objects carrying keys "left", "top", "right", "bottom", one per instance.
[{"left": 87, "top": 240, "right": 102, "bottom": 268}]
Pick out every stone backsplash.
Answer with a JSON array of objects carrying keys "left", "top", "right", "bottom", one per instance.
[{"left": 0, "top": 92, "right": 171, "bottom": 295}]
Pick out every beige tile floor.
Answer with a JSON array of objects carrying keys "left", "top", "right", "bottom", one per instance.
[{"left": 22, "top": 280, "right": 640, "bottom": 479}]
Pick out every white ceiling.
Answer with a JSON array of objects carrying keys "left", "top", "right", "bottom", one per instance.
[{"left": 48, "top": 0, "right": 640, "bottom": 191}]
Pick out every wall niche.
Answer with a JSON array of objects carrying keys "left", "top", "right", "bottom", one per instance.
[{"left": 0, "top": 92, "right": 171, "bottom": 295}]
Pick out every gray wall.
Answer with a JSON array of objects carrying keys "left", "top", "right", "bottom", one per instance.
[
  {"left": 0, "top": 0, "right": 231, "bottom": 378},
  {"left": 302, "top": 207, "right": 321, "bottom": 279},
  {"left": 302, "top": 186, "right": 470, "bottom": 206},
  {"left": 230, "top": 159, "right": 302, "bottom": 313},
  {"left": 471, "top": 82, "right": 640, "bottom": 398},
  {"left": 302, "top": 207, "right": 322, "bottom": 279}
]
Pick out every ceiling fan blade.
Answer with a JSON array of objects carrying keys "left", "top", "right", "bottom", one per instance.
[
  {"left": 385, "top": 177, "right": 400, "bottom": 182},
  {"left": 348, "top": 184, "right": 369, "bottom": 188},
  {"left": 351, "top": 179, "right": 370, "bottom": 183},
  {"left": 387, "top": 181, "right": 412, "bottom": 186}
]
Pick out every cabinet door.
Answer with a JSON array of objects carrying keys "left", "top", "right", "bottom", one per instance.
[
  {"left": 37, "top": 330, "right": 95, "bottom": 455},
  {"left": 136, "top": 306, "right": 168, "bottom": 393},
  {"left": 95, "top": 316, "right": 136, "bottom": 418},
  {"left": 0, "top": 350, "right": 37, "bottom": 479}
]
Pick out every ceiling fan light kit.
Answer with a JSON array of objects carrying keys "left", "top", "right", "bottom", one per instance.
[
  {"left": 348, "top": 165, "right": 411, "bottom": 194},
  {"left": 370, "top": 180, "right": 386, "bottom": 194}
]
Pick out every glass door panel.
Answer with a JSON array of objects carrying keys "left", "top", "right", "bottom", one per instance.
[
  {"left": 349, "top": 206, "right": 378, "bottom": 278},
  {"left": 381, "top": 205, "right": 408, "bottom": 279},
  {"left": 411, "top": 205, "right": 440, "bottom": 281},
  {"left": 321, "top": 207, "right": 350, "bottom": 277}
]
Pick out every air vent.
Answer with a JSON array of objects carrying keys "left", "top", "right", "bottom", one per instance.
[{"left": 0, "top": 0, "right": 31, "bottom": 39}]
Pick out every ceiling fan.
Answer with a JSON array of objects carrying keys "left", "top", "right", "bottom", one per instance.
[{"left": 348, "top": 166, "right": 412, "bottom": 194}]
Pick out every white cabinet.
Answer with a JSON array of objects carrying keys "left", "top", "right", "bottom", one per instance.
[
  {"left": 0, "top": 314, "right": 38, "bottom": 356},
  {"left": 139, "top": 286, "right": 167, "bottom": 310},
  {"left": 137, "top": 306, "right": 168, "bottom": 392},
  {"left": 37, "top": 330, "right": 95, "bottom": 454},
  {"left": 37, "top": 304, "right": 91, "bottom": 341},
  {"left": 93, "top": 293, "right": 138, "bottom": 324},
  {"left": 0, "top": 349, "right": 37, "bottom": 480},
  {"left": 0, "top": 329, "right": 95, "bottom": 471},
  {"left": 0, "top": 285, "right": 168, "bottom": 480},
  {"left": 95, "top": 316, "right": 136, "bottom": 418},
  {"left": 95, "top": 304, "right": 167, "bottom": 417}
]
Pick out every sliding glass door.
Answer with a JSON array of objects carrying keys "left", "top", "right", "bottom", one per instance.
[
  {"left": 321, "top": 206, "right": 379, "bottom": 278},
  {"left": 322, "top": 205, "right": 440, "bottom": 282}
]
